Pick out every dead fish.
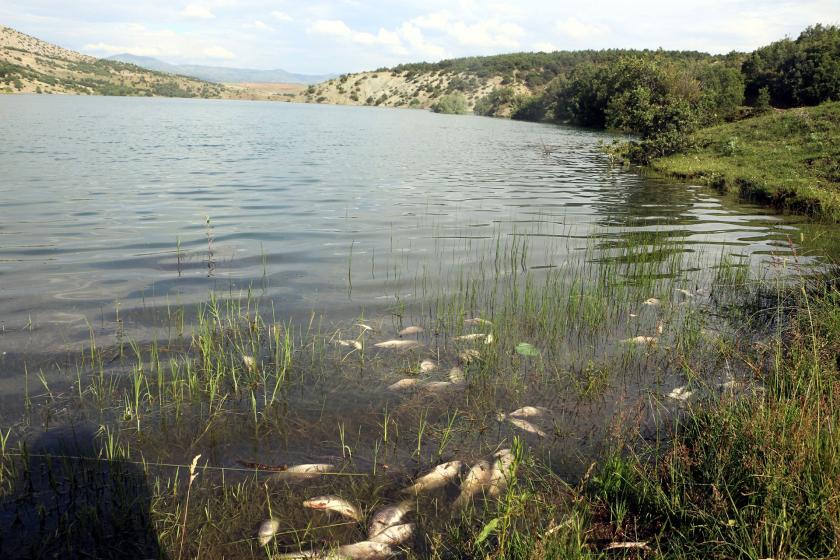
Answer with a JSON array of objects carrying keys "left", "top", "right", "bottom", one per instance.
[
  {"left": 419, "top": 359, "right": 437, "bottom": 372},
  {"left": 508, "top": 406, "right": 551, "bottom": 419},
  {"left": 242, "top": 355, "right": 257, "bottom": 372},
  {"left": 667, "top": 386, "right": 693, "bottom": 401},
  {"left": 375, "top": 339, "right": 420, "bottom": 350},
  {"left": 656, "top": 321, "right": 665, "bottom": 335},
  {"left": 387, "top": 378, "right": 421, "bottom": 392},
  {"left": 448, "top": 366, "right": 465, "bottom": 384},
  {"left": 503, "top": 416, "right": 547, "bottom": 438},
  {"left": 643, "top": 298, "right": 660, "bottom": 306},
  {"left": 355, "top": 323, "right": 374, "bottom": 332},
  {"left": 368, "top": 501, "right": 415, "bottom": 539},
  {"left": 368, "top": 523, "right": 415, "bottom": 546},
  {"left": 623, "top": 336, "right": 658, "bottom": 345},
  {"left": 303, "top": 495, "right": 363, "bottom": 521},
  {"left": 464, "top": 317, "right": 492, "bottom": 327},
  {"left": 424, "top": 381, "right": 454, "bottom": 392},
  {"left": 454, "top": 333, "right": 485, "bottom": 342},
  {"left": 257, "top": 518, "right": 280, "bottom": 546},
  {"left": 338, "top": 541, "right": 395, "bottom": 560},
  {"left": 398, "top": 326, "right": 424, "bottom": 336},
  {"left": 675, "top": 288, "right": 695, "bottom": 299},
  {"left": 459, "top": 349, "right": 481, "bottom": 364},
  {"left": 488, "top": 449, "right": 514, "bottom": 497},
  {"left": 337, "top": 339, "right": 363, "bottom": 350},
  {"left": 453, "top": 459, "right": 492, "bottom": 508},
  {"left": 403, "top": 460, "right": 463, "bottom": 494},
  {"left": 484, "top": 333, "right": 495, "bottom": 344},
  {"left": 272, "top": 463, "right": 334, "bottom": 481}
]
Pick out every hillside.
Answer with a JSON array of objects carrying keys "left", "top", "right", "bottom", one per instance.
[
  {"left": 0, "top": 25, "right": 224, "bottom": 97},
  {"left": 649, "top": 102, "right": 840, "bottom": 221},
  {"left": 108, "top": 53, "right": 335, "bottom": 85}
]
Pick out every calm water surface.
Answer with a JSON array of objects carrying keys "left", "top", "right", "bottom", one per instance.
[{"left": 0, "top": 95, "right": 810, "bottom": 389}]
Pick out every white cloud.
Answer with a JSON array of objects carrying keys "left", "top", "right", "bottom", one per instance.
[
  {"left": 270, "top": 10, "right": 292, "bottom": 22},
  {"left": 411, "top": 11, "right": 524, "bottom": 49},
  {"left": 555, "top": 17, "right": 610, "bottom": 40},
  {"left": 180, "top": 3, "right": 215, "bottom": 19},
  {"left": 245, "top": 19, "right": 273, "bottom": 31},
  {"left": 203, "top": 45, "right": 235, "bottom": 59},
  {"left": 83, "top": 42, "right": 160, "bottom": 56},
  {"left": 533, "top": 42, "right": 559, "bottom": 52}
]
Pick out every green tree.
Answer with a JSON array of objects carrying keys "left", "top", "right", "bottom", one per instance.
[{"left": 432, "top": 92, "right": 467, "bottom": 114}]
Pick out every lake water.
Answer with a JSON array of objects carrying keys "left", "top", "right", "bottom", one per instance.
[{"left": 0, "top": 94, "right": 829, "bottom": 555}]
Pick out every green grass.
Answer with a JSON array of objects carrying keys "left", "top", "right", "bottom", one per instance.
[{"left": 648, "top": 101, "right": 840, "bottom": 222}]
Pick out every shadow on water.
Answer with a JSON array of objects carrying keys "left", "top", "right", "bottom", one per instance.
[{"left": 0, "top": 425, "right": 164, "bottom": 559}]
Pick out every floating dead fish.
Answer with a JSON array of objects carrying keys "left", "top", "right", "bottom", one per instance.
[
  {"left": 375, "top": 339, "right": 420, "bottom": 350},
  {"left": 508, "top": 406, "right": 551, "bottom": 419},
  {"left": 368, "top": 523, "right": 415, "bottom": 546},
  {"left": 623, "top": 336, "right": 658, "bottom": 345},
  {"left": 242, "top": 355, "right": 257, "bottom": 372},
  {"left": 464, "top": 317, "right": 493, "bottom": 327},
  {"left": 424, "top": 381, "right": 454, "bottom": 393},
  {"left": 403, "top": 460, "right": 463, "bottom": 494},
  {"left": 667, "top": 386, "right": 693, "bottom": 401},
  {"left": 337, "top": 339, "right": 363, "bottom": 350},
  {"left": 629, "top": 313, "right": 638, "bottom": 318},
  {"left": 419, "top": 359, "right": 437, "bottom": 372},
  {"left": 503, "top": 416, "right": 547, "bottom": 438},
  {"left": 257, "top": 518, "right": 280, "bottom": 546},
  {"left": 303, "top": 495, "right": 363, "bottom": 521},
  {"left": 356, "top": 323, "right": 374, "bottom": 332},
  {"left": 458, "top": 349, "right": 481, "bottom": 364},
  {"left": 448, "top": 366, "right": 465, "bottom": 385},
  {"left": 453, "top": 459, "right": 492, "bottom": 508},
  {"left": 656, "top": 321, "right": 665, "bottom": 335},
  {"left": 398, "top": 326, "right": 424, "bottom": 336},
  {"left": 454, "top": 333, "right": 486, "bottom": 342},
  {"left": 338, "top": 541, "right": 395, "bottom": 560},
  {"left": 488, "top": 449, "right": 514, "bottom": 497},
  {"left": 484, "top": 333, "right": 495, "bottom": 345},
  {"left": 368, "top": 501, "right": 415, "bottom": 540},
  {"left": 272, "top": 463, "right": 334, "bottom": 481},
  {"left": 675, "top": 288, "right": 695, "bottom": 299},
  {"left": 387, "top": 378, "right": 421, "bottom": 392},
  {"left": 604, "top": 541, "right": 650, "bottom": 551},
  {"left": 643, "top": 298, "right": 660, "bottom": 306}
]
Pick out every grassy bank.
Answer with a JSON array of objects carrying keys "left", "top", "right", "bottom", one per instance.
[{"left": 646, "top": 102, "right": 840, "bottom": 222}]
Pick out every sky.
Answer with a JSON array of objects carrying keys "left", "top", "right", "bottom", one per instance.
[{"left": 2, "top": 0, "right": 839, "bottom": 74}]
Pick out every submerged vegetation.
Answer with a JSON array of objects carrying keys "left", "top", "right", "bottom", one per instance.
[{"left": 1, "top": 223, "right": 837, "bottom": 558}]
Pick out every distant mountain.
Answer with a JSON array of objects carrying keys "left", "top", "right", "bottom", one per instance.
[{"left": 108, "top": 54, "right": 336, "bottom": 84}]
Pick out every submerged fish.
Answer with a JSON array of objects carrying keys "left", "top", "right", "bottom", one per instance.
[
  {"left": 368, "top": 523, "right": 415, "bottom": 546},
  {"left": 623, "top": 336, "right": 658, "bottom": 345},
  {"left": 424, "top": 381, "right": 454, "bottom": 393},
  {"left": 403, "top": 460, "right": 464, "bottom": 494},
  {"left": 667, "top": 386, "right": 693, "bottom": 401},
  {"left": 303, "top": 495, "right": 363, "bottom": 521},
  {"left": 508, "top": 406, "right": 551, "bottom": 419},
  {"left": 242, "top": 355, "right": 257, "bottom": 372},
  {"left": 368, "top": 501, "right": 415, "bottom": 539},
  {"left": 375, "top": 339, "right": 420, "bottom": 350},
  {"left": 458, "top": 349, "right": 481, "bottom": 364},
  {"left": 643, "top": 298, "right": 661, "bottom": 306},
  {"left": 398, "top": 326, "right": 424, "bottom": 336},
  {"left": 272, "top": 463, "right": 335, "bottom": 481},
  {"left": 387, "top": 378, "right": 422, "bottom": 392},
  {"left": 453, "top": 459, "right": 492, "bottom": 508},
  {"left": 454, "top": 333, "right": 486, "bottom": 342},
  {"left": 488, "top": 449, "right": 515, "bottom": 497},
  {"left": 419, "top": 359, "right": 437, "bottom": 372},
  {"left": 448, "top": 366, "right": 465, "bottom": 384},
  {"left": 257, "top": 518, "right": 280, "bottom": 546},
  {"left": 464, "top": 317, "right": 493, "bottom": 327},
  {"left": 504, "top": 416, "right": 547, "bottom": 438},
  {"left": 337, "top": 339, "right": 363, "bottom": 350}
]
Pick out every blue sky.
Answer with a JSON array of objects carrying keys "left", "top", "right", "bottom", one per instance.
[{"left": 2, "top": 1, "right": 838, "bottom": 73}]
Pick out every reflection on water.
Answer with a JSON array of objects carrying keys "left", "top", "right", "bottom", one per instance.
[{"left": 0, "top": 95, "right": 812, "bottom": 383}]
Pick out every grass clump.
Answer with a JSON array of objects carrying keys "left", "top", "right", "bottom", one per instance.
[{"left": 646, "top": 101, "right": 840, "bottom": 221}]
